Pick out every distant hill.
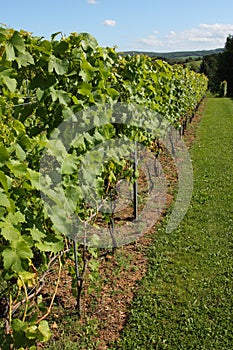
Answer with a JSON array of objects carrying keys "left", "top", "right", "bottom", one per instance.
[{"left": 120, "top": 48, "right": 224, "bottom": 60}]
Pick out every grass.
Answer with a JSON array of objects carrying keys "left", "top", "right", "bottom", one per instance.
[
  {"left": 113, "top": 98, "right": 233, "bottom": 349},
  {"left": 46, "top": 315, "right": 101, "bottom": 350}
]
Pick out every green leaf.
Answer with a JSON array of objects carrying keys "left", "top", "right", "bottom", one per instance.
[
  {"left": 36, "top": 88, "right": 44, "bottom": 101},
  {"left": 11, "top": 143, "right": 27, "bottom": 161},
  {"left": 0, "top": 69, "right": 17, "bottom": 92},
  {"left": 2, "top": 75, "right": 17, "bottom": 92},
  {"left": 79, "top": 59, "right": 96, "bottom": 82},
  {"left": 12, "top": 318, "right": 27, "bottom": 333},
  {"left": 11, "top": 318, "right": 29, "bottom": 346},
  {"left": 53, "top": 40, "right": 69, "bottom": 55},
  {"left": 36, "top": 239, "right": 64, "bottom": 253},
  {"left": 38, "top": 320, "right": 52, "bottom": 342},
  {"left": 14, "top": 239, "right": 33, "bottom": 259},
  {"left": 26, "top": 169, "right": 41, "bottom": 190},
  {"left": 30, "top": 227, "right": 46, "bottom": 242},
  {"left": 0, "top": 27, "right": 7, "bottom": 35},
  {"left": 2, "top": 239, "right": 33, "bottom": 272},
  {"left": 0, "top": 222, "right": 21, "bottom": 241},
  {"left": 51, "top": 31, "right": 62, "bottom": 41},
  {"left": 48, "top": 55, "right": 69, "bottom": 75},
  {"left": 0, "top": 144, "right": 9, "bottom": 163},
  {"left": 56, "top": 90, "right": 71, "bottom": 105},
  {"left": 106, "top": 87, "right": 119, "bottom": 100},
  {"left": 79, "top": 33, "right": 98, "bottom": 51},
  {"left": 0, "top": 190, "right": 10, "bottom": 208},
  {"left": 7, "top": 211, "right": 25, "bottom": 225},
  {"left": 72, "top": 95, "right": 79, "bottom": 104},
  {"left": 13, "top": 119, "right": 26, "bottom": 134},
  {"left": 18, "top": 134, "right": 32, "bottom": 149},
  {"left": 25, "top": 325, "right": 38, "bottom": 340},
  {"left": 49, "top": 87, "right": 70, "bottom": 105},
  {"left": 0, "top": 171, "right": 10, "bottom": 192},
  {"left": 46, "top": 138, "right": 67, "bottom": 160},
  {"left": 16, "top": 51, "right": 34, "bottom": 68},
  {"left": 4, "top": 42, "right": 15, "bottom": 61},
  {"left": 9, "top": 31, "right": 25, "bottom": 53},
  {"left": 0, "top": 28, "right": 7, "bottom": 43},
  {"left": 6, "top": 160, "right": 28, "bottom": 176},
  {"left": 64, "top": 185, "right": 83, "bottom": 210},
  {"left": 39, "top": 39, "right": 52, "bottom": 52},
  {"left": 18, "top": 271, "right": 37, "bottom": 287},
  {"left": 78, "top": 82, "right": 92, "bottom": 96},
  {"left": 0, "top": 207, "right": 5, "bottom": 219},
  {"left": 0, "top": 33, "right": 6, "bottom": 44},
  {"left": 16, "top": 143, "right": 27, "bottom": 161},
  {"left": 61, "top": 154, "right": 78, "bottom": 174},
  {"left": 2, "top": 248, "right": 22, "bottom": 271}
]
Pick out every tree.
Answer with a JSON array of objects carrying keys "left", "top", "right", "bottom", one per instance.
[
  {"left": 217, "top": 35, "right": 233, "bottom": 96},
  {"left": 200, "top": 35, "right": 233, "bottom": 96},
  {"left": 199, "top": 54, "right": 219, "bottom": 92}
]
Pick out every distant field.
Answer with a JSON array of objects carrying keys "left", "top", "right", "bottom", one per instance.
[
  {"left": 185, "top": 59, "right": 202, "bottom": 71},
  {"left": 120, "top": 48, "right": 224, "bottom": 60}
]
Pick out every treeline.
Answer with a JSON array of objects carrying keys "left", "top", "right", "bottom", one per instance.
[
  {"left": 200, "top": 35, "right": 233, "bottom": 96},
  {"left": 122, "top": 48, "right": 224, "bottom": 61}
]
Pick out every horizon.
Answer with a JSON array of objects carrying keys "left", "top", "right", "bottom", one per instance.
[{"left": 120, "top": 47, "right": 224, "bottom": 54}]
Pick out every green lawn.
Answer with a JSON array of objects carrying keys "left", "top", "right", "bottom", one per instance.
[{"left": 113, "top": 98, "right": 233, "bottom": 349}]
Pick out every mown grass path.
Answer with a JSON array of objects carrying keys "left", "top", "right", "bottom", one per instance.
[{"left": 114, "top": 98, "right": 233, "bottom": 349}]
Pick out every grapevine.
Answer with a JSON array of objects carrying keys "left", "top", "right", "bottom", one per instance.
[{"left": 0, "top": 25, "right": 208, "bottom": 348}]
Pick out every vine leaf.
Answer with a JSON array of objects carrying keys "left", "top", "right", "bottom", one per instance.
[
  {"left": 0, "top": 69, "right": 17, "bottom": 92},
  {"left": 4, "top": 42, "right": 15, "bottom": 61},
  {"left": 48, "top": 55, "right": 69, "bottom": 75},
  {"left": 0, "top": 190, "right": 10, "bottom": 208},
  {"left": 37, "top": 320, "right": 52, "bottom": 342},
  {"left": 9, "top": 31, "right": 25, "bottom": 53},
  {"left": 15, "top": 52, "right": 34, "bottom": 68},
  {"left": 30, "top": 227, "right": 46, "bottom": 242},
  {"left": 2, "top": 240, "right": 33, "bottom": 272},
  {"left": 35, "top": 240, "right": 64, "bottom": 253},
  {"left": 0, "top": 222, "right": 21, "bottom": 241},
  {"left": 0, "top": 145, "right": 9, "bottom": 163}
]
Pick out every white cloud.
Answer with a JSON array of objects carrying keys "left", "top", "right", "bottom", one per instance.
[
  {"left": 169, "top": 30, "right": 176, "bottom": 36},
  {"left": 138, "top": 35, "right": 163, "bottom": 47},
  {"left": 103, "top": 19, "right": 116, "bottom": 27},
  {"left": 135, "top": 23, "right": 233, "bottom": 52},
  {"left": 87, "top": 0, "right": 97, "bottom": 4}
]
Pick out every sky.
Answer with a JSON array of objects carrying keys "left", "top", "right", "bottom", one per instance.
[{"left": 1, "top": 0, "right": 233, "bottom": 52}]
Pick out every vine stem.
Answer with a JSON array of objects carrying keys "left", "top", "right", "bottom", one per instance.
[
  {"left": 109, "top": 216, "right": 117, "bottom": 249},
  {"left": 75, "top": 222, "right": 88, "bottom": 318},
  {"left": 133, "top": 141, "right": 138, "bottom": 220},
  {"left": 73, "top": 239, "right": 79, "bottom": 281},
  {"left": 5, "top": 289, "right": 12, "bottom": 335},
  {"left": 36, "top": 255, "right": 62, "bottom": 324},
  {"left": 20, "top": 277, "right": 29, "bottom": 322}
]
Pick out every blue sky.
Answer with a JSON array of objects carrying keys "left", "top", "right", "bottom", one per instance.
[{"left": 1, "top": 0, "right": 233, "bottom": 52}]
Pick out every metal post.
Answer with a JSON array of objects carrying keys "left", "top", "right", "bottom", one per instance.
[{"left": 133, "top": 141, "right": 138, "bottom": 220}]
